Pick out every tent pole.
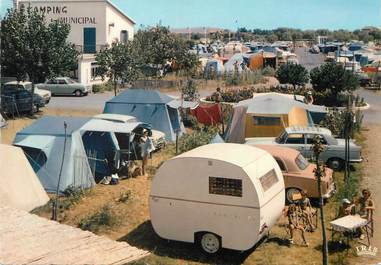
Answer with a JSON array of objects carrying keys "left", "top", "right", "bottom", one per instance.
[{"left": 52, "top": 122, "right": 67, "bottom": 221}]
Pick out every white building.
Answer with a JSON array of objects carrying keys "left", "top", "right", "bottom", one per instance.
[{"left": 16, "top": 0, "right": 135, "bottom": 85}]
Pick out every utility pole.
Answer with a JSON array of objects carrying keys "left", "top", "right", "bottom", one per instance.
[{"left": 312, "top": 136, "right": 329, "bottom": 265}]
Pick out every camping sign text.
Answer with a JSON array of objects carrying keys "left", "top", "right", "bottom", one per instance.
[{"left": 20, "top": 4, "right": 97, "bottom": 25}]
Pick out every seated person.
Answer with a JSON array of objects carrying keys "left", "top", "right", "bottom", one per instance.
[
  {"left": 358, "top": 189, "right": 375, "bottom": 220},
  {"left": 300, "top": 190, "right": 316, "bottom": 231},
  {"left": 338, "top": 198, "right": 355, "bottom": 218},
  {"left": 287, "top": 204, "right": 309, "bottom": 246}
]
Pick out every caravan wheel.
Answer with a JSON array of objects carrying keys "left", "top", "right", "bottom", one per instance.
[{"left": 199, "top": 232, "right": 221, "bottom": 254}]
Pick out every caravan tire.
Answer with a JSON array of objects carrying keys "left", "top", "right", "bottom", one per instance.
[{"left": 198, "top": 232, "right": 221, "bottom": 254}]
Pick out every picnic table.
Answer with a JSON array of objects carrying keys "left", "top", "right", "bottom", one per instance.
[{"left": 330, "top": 215, "right": 371, "bottom": 246}]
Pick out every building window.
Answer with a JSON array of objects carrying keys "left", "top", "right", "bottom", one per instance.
[
  {"left": 253, "top": 116, "right": 281, "bottom": 126},
  {"left": 209, "top": 177, "right": 242, "bottom": 197},
  {"left": 84, "top": 27, "right": 96, "bottom": 53},
  {"left": 91, "top": 62, "right": 100, "bottom": 80},
  {"left": 259, "top": 169, "right": 278, "bottom": 192},
  {"left": 120, "top": 30, "right": 129, "bottom": 44}
]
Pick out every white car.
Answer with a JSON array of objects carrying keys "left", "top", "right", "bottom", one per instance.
[
  {"left": 246, "top": 126, "right": 362, "bottom": 170},
  {"left": 94, "top": 113, "right": 166, "bottom": 149}
]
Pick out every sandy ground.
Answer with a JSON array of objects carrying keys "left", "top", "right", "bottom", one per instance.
[
  {"left": 1, "top": 87, "right": 379, "bottom": 264},
  {"left": 353, "top": 124, "right": 381, "bottom": 264}
]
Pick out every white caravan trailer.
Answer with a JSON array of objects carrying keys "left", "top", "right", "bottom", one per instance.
[{"left": 150, "top": 143, "right": 285, "bottom": 254}]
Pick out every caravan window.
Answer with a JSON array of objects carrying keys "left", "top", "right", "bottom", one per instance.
[
  {"left": 253, "top": 116, "right": 281, "bottom": 126},
  {"left": 259, "top": 169, "right": 278, "bottom": 192},
  {"left": 209, "top": 177, "right": 242, "bottom": 197}
]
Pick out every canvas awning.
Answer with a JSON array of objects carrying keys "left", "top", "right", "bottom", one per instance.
[{"left": 15, "top": 135, "right": 56, "bottom": 152}]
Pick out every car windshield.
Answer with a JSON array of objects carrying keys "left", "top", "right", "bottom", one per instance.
[
  {"left": 295, "top": 154, "right": 309, "bottom": 170},
  {"left": 275, "top": 131, "right": 287, "bottom": 143}
]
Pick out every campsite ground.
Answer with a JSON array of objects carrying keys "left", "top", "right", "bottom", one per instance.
[
  {"left": 1, "top": 82, "right": 380, "bottom": 265},
  {"left": 2, "top": 97, "right": 379, "bottom": 265}
]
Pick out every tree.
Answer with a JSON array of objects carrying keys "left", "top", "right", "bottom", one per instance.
[
  {"left": 276, "top": 63, "right": 309, "bottom": 90},
  {"left": 96, "top": 42, "right": 139, "bottom": 96},
  {"left": 133, "top": 25, "right": 199, "bottom": 77},
  {"left": 1, "top": 7, "right": 78, "bottom": 112},
  {"left": 312, "top": 136, "right": 329, "bottom": 265},
  {"left": 310, "top": 63, "right": 359, "bottom": 104}
]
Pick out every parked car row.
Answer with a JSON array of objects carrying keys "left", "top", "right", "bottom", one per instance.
[
  {"left": 246, "top": 126, "right": 362, "bottom": 171},
  {"left": 1, "top": 81, "right": 51, "bottom": 114},
  {"left": 36, "top": 77, "right": 91, "bottom": 97}
]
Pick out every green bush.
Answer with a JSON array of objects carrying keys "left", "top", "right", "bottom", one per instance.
[
  {"left": 178, "top": 126, "right": 220, "bottom": 153},
  {"left": 78, "top": 205, "right": 116, "bottom": 232},
  {"left": 59, "top": 186, "right": 86, "bottom": 210},
  {"left": 320, "top": 109, "right": 363, "bottom": 138},
  {"left": 180, "top": 79, "right": 199, "bottom": 101},
  {"left": 92, "top": 82, "right": 113, "bottom": 93},
  {"left": 182, "top": 114, "right": 199, "bottom": 129},
  {"left": 261, "top": 66, "right": 276, "bottom": 77},
  {"left": 205, "top": 87, "right": 257, "bottom": 103}
]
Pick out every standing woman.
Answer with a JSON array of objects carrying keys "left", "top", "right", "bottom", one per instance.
[{"left": 140, "top": 129, "right": 155, "bottom": 175}]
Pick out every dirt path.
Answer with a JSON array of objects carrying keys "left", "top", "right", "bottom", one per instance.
[
  {"left": 353, "top": 88, "right": 381, "bottom": 263},
  {"left": 355, "top": 124, "right": 381, "bottom": 263}
]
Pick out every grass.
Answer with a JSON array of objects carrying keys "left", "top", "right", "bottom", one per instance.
[
  {"left": 118, "top": 190, "right": 132, "bottom": 203},
  {"left": 78, "top": 204, "right": 117, "bottom": 232},
  {"left": 29, "top": 127, "right": 368, "bottom": 265}
]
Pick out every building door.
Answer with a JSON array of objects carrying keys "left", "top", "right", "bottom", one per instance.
[{"left": 83, "top": 28, "right": 96, "bottom": 53}]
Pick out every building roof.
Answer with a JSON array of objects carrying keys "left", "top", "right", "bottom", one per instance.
[
  {"left": 107, "top": 89, "right": 174, "bottom": 105},
  {"left": 106, "top": 0, "right": 136, "bottom": 25},
  {"left": 175, "top": 143, "right": 269, "bottom": 168}
]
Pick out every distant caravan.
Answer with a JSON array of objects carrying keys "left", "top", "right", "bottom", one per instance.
[{"left": 149, "top": 143, "right": 285, "bottom": 254}]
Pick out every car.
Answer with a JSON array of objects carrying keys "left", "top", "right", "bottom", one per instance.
[
  {"left": 93, "top": 113, "right": 166, "bottom": 150},
  {"left": 1, "top": 81, "right": 51, "bottom": 113},
  {"left": 254, "top": 145, "right": 335, "bottom": 203},
  {"left": 37, "top": 77, "right": 91, "bottom": 97},
  {"left": 245, "top": 126, "right": 362, "bottom": 171}
]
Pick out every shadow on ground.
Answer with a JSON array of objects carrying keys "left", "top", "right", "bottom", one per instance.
[{"left": 118, "top": 220, "right": 272, "bottom": 265}]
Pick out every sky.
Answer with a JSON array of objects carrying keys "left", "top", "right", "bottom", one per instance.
[{"left": 1, "top": 0, "right": 380, "bottom": 30}]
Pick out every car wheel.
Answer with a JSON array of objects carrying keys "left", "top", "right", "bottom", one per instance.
[
  {"left": 198, "top": 232, "right": 221, "bottom": 254},
  {"left": 327, "top": 158, "right": 344, "bottom": 171},
  {"left": 286, "top": 188, "right": 302, "bottom": 204},
  {"left": 74, "top": 90, "right": 83, "bottom": 97}
]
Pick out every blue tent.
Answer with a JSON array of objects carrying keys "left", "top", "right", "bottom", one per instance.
[
  {"left": 103, "top": 89, "right": 185, "bottom": 141},
  {"left": 204, "top": 59, "right": 225, "bottom": 76},
  {"left": 14, "top": 116, "right": 95, "bottom": 193}
]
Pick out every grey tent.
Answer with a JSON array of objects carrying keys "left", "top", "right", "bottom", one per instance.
[
  {"left": 103, "top": 89, "right": 185, "bottom": 141},
  {"left": 14, "top": 116, "right": 95, "bottom": 193}
]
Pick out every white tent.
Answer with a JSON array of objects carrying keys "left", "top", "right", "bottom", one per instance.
[
  {"left": 0, "top": 144, "right": 49, "bottom": 211},
  {"left": 0, "top": 113, "right": 6, "bottom": 128},
  {"left": 150, "top": 143, "right": 285, "bottom": 253}
]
